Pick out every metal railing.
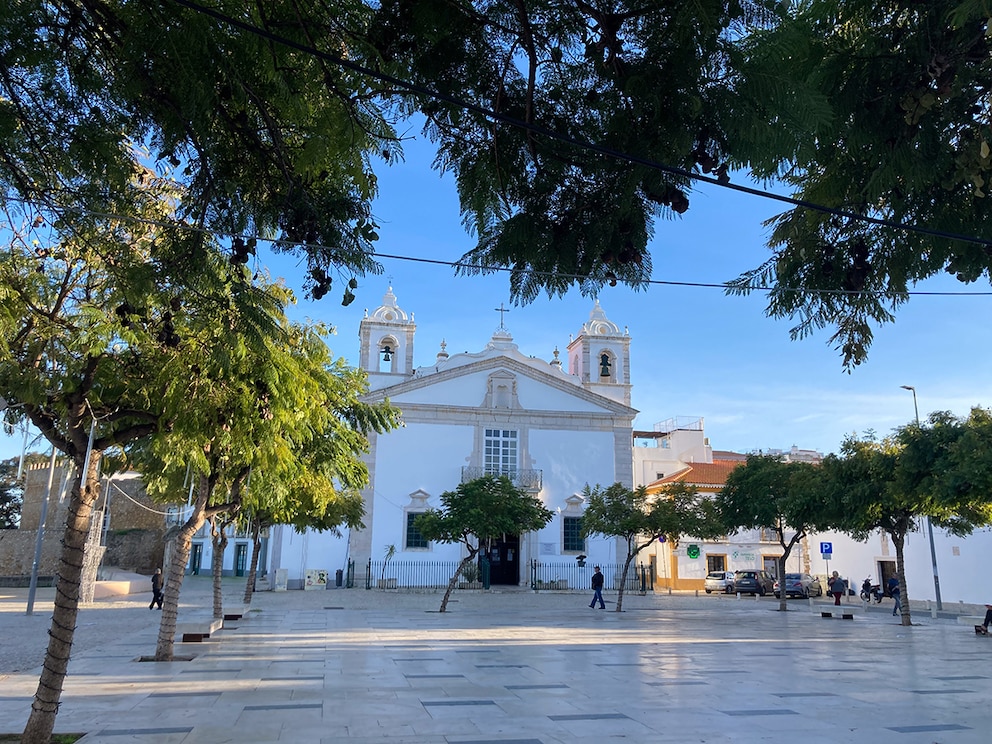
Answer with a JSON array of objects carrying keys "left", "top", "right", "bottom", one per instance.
[
  {"left": 357, "top": 557, "right": 653, "bottom": 593},
  {"left": 460, "top": 466, "right": 543, "bottom": 491},
  {"left": 365, "top": 558, "right": 491, "bottom": 590},
  {"left": 529, "top": 560, "right": 653, "bottom": 593}
]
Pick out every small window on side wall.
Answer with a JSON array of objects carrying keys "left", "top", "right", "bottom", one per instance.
[
  {"left": 405, "top": 512, "right": 429, "bottom": 550},
  {"left": 563, "top": 516, "right": 584, "bottom": 553}
]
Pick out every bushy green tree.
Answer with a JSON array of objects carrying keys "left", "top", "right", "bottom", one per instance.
[
  {"left": 822, "top": 412, "right": 992, "bottom": 626},
  {"left": 415, "top": 475, "right": 553, "bottom": 612},
  {"left": 0, "top": 173, "right": 259, "bottom": 741},
  {"left": 582, "top": 481, "right": 723, "bottom": 611},
  {"left": 718, "top": 455, "right": 836, "bottom": 611},
  {"left": 130, "top": 314, "right": 399, "bottom": 660}
]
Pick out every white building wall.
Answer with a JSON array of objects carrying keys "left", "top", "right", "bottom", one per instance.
[
  {"left": 369, "top": 422, "right": 471, "bottom": 563},
  {"left": 271, "top": 527, "right": 351, "bottom": 585},
  {"left": 806, "top": 523, "right": 992, "bottom": 607}
]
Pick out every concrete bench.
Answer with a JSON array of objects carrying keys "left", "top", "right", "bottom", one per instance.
[
  {"left": 223, "top": 605, "right": 250, "bottom": 622},
  {"left": 821, "top": 611, "right": 855, "bottom": 620},
  {"left": 176, "top": 613, "right": 224, "bottom": 643},
  {"left": 956, "top": 615, "right": 986, "bottom": 626}
]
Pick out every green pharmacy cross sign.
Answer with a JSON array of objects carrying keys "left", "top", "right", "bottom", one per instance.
[{"left": 686, "top": 544, "right": 700, "bottom": 559}]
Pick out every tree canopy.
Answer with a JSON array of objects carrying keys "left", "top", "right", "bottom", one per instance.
[
  {"left": 582, "top": 481, "right": 723, "bottom": 611},
  {"left": 717, "top": 455, "right": 835, "bottom": 610},
  {"left": 820, "top": 410, "right": 992, "bottom": 625},
  {"left": 6, "top": 2, "right": 992, "bottom": 369},
  {"left": 415, "top": 475, "right": 553, "bottom": 611},
  {"left": 727, "top": 0, "right": 992, "bottom": 366}
]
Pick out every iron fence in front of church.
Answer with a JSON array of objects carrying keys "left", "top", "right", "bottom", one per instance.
[
  {"left": 529, "top": 560, "right": 653, "bottom": 593},
  {"left": 362, "top": 557, "right": 652, "bottom": 593},
  {"left": 365, "top": 559, "right": 492, "bottom": 590}
]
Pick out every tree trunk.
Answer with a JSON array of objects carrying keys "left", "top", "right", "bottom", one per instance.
[
  {"left": 211, "top": 517, "right": 228, "bottom": 620},
  {"left": 439, "top": 553, "right": 476, "bottom": 613},
  {"left": 154, "top": 475, "right": 211, "bottom": 660},
  {"left": 615, "top": 554, "right": 635, "bottom": 612},
  {"left": 777, "top": 553, "right": 789, "bottom": 612},
  {"left": 22, "top": 451, "right": 102, "bottom": 744},
  {"left": 892, "top": 531, "right": 912, "bottom": 626},
  {"left": 243, "top": 522, "right": 262, "bottom": 606}
]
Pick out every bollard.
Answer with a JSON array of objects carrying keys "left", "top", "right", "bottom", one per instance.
[{"left": 694, "top": 589, "right": 699, "bottom": 598}]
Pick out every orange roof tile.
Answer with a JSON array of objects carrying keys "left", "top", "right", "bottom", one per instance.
[{"left": 647, "top": 460, "right": 742, "bottom": 490}]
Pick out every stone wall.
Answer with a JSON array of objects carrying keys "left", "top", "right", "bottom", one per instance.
[
  {"left": 2, "top": 464, "right": 169, "bottom": 580},
  {"left": 104, "top": 529, "right": 166, "bottom": 574},
  {"left": 19, "top": 463, "right": 167, "bottom": 532},
  {"left": 0, "top": 528, "right": 61, "bottom": 577},
  {"left": 0, "top": 526, "right": 166, "bottom": 578}
]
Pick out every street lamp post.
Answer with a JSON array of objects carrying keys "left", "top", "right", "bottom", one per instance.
[{"left": 900, "top": 385, "right": 943, "bottom": 611}]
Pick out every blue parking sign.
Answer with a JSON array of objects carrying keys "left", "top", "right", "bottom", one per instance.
[{"left": 820, "top": 542, "right": 832, "bottom": 555}]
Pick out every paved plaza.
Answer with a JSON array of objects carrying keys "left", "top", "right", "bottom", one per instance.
[{"left": 1, "top": 577, "right": 990, "bottom": 743}]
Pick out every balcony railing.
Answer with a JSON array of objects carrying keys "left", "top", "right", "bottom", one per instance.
[{"left": 461, "top": 466, "right": 542, "bottom": 491}]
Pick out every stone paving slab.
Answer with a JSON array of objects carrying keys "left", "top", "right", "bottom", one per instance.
[{"left": 1, "top": 581, "right": 990, "bottom": 742}]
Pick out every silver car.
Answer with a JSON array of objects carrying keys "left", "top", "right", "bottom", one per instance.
[
  {"left": 773, "top": 572, "right": 824, "bottom": 599},
  {"left": 704, "top": 570, "right": 735, "bottom": 594}
]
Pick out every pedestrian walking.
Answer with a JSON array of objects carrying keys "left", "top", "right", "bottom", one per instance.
[
  {"left": 589, "top": 566, "right": 606, "bottom": 609},
  {"left": 888, "top": 575, "right": 901, "bottom": 616},
  {"left": 149, "top": 568, "right": 164, "bottom": 610},
  {"left": 828, "top": 571, "right": 845, "bottom": 606}
]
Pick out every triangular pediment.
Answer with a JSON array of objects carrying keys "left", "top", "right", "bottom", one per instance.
[{"left": 362, "top": 355, "right": 637, "bottom": 417}]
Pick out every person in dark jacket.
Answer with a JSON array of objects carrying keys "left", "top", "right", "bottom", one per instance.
[
  {"left": 888, "top": 576, "right": 901, "bottom": 616},
  {"left": 149, "top": 568, "right": 164, "bottom": 610},
  {"left": 977, "top": 605, "right": 992, "bottom": 634},
  {"left": 589, "top": 566, "right": 605, "bottom": 609}
]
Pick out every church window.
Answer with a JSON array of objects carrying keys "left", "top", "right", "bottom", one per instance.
[
  {"left": 405, "top": 512, "right": 429, "bottom": 550},
  {"left": 563, "top": 516, "right": 584, "bottom": 552},
  {"left": 484, "top": 429, "right": 518, "bottom": 477}
]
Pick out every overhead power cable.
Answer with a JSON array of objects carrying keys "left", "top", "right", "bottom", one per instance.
[
  {"left": 170, "top": 0, "right": 992, "bottom": 251},
  {"left": 6, "top": 195, "right": 992, "bottom": 296}
]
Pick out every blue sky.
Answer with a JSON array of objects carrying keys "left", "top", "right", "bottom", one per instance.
[{"left": 4, "top": 134, "right": 990, "bottom": 462}]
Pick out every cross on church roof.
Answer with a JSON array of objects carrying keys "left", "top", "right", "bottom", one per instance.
[{"left": 494, "top": 302, "right": 510, "bottom": 329}]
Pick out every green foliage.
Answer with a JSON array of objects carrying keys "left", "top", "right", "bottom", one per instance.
[
  {"left": 0, "top": 458, "right": 22, "bottom": 528},
  {"left": 717, "top": 455, "right": 836, "bottom": 539},
  {"left": 727, "top": 0, "right": 992, "bottom": 367},
  {"left": 415, "top": 475, "right": 551, "bottom": 611},
  {"left": 581, "top": 481, "right": 723, "bottom": 557},
  {"left": 7, "top": 1, "right": 990, "bottom": 368},
  {"left": 581, "top": 480, "right": 722, "bottom": 610},
  {"left": 718, "top": 454, "right": 838, "bottom": 608},
  {"left": 131, "top": 308, "right": 400, "bottom": 533},
  {"left": 415, "top": 475, "right": 553, "bottom": 550},
  {"left": 410, "top": 0, "right": 778, "bottom": 302},
  {"left": 0, "top": 1, "right": 391, "bottom": 297},
  {"left": 460, "top": 561, "right": 480, "bottom": 583}
]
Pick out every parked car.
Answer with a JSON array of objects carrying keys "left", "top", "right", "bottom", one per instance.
[
  {"left": 773, "top": 573, "right": 823, "bottom": 599},
  {"left": 704, "top": 571, "right": 735, "bottom": 594},
  {"left": 733, "top": 569, "right": 776, "bottom": 596}
]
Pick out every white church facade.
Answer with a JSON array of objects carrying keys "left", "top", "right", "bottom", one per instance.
[{"left": 265, "top": 289, "right": 637, "bottom": 588}]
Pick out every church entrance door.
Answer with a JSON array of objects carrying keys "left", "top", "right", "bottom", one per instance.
[{"left": 486, "top": 534, "right": 520, "bottom": 585}]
